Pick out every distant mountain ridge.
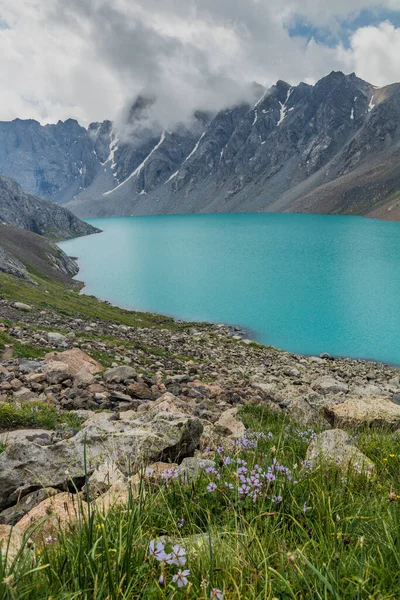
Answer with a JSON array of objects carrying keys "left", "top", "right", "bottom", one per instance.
[{"left": 1, "top": 71, "right": 400, "bottom": 220}]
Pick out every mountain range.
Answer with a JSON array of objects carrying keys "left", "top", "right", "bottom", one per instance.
[{"left": 1, "top": 71, "right": 400, "bottom": 221}]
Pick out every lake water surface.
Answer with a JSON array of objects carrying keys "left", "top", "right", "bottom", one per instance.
[{"left": 59, "top": 213, "right": 400, "bottom": 365}]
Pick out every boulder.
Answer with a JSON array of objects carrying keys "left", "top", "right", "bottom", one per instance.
[
  {"left": 44, "top": 349, "right": 103, "bottom": 376},
  {"left": 178, "top": 457, "right": 216, "bottom": 481},
  {"left": 47, "top": 332, "right": 68, "bottom": 347},
  {"left": 286, "top": 398, "right": 329, "bottom": 428},
  {"left": 95, "top": 482, "right": 134, "bottom": 514},
  {"left": 0, "top": 488, "right": 58, "bottom": 526},
  {"left": 16, "top": 492, "right": 88, "bottom": 542},
  {"left": 74, "top": 369, "right": 95, "bottom": 386},
  {"left": 0, "top": 429, "right": 52, "bottom": 447},
  {"left": 13, "top": 302, "right": 33, "bottom": 312},
  {"left": 12, "top": 387, "right": 38, "bottom": 403},
  {"left": 88, "top": 459, "right": 126, "bottom": 497},
  {"left": 0, "top": 524, "right": 32, "bottom": 565},
  {"left": 103, "top": 366, "right": 137, "bottom": 383},
  {"left": 186, "top": 381, "right": 224, "bottom": 399},
  {"left": 127, "top": 382, "right": 152, "bottom": 399},
  {"left": 43, "top": 361, "right": 73, "bottom": 384},
  {"left": 311, "top": 376, "right": 348, "bottom": 395},
  {"left": 325, "top": 397, "right": 400, "bottom": 430},
  {"left": 306, "top": 429, "right": 375, "bottom": 476},
  {"left": 214, "top": 408, "right": 245, "bottom": 439},
  {"left": 392, "top": 392, "right": 400, "bottom": 406},
  {"left": 0, "top": 410, "right": 203, "bottom": 510}
]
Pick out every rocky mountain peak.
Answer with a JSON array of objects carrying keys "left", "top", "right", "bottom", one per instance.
[{"left": 1, "top": 71, "right": 400, "bottom": 221}]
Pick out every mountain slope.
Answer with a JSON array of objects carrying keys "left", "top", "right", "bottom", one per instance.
[
  {"left": 0, "top": 223, "right": 79, "bottom": 284},
  {"left": 0, "top": 176, "right": 100, "bottom": 240},
  {"left": 2, "top": 71, "right": 400, "bottom": 220}
]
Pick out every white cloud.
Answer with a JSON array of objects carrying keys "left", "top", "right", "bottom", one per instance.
[
  {"left": 347, "top": 21, "right": 400, "bottom": 86},
  {"left": 0, "top": 0, "right": 399, "bottom": 126}
]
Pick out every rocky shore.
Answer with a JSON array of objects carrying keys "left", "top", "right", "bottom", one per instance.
[{"left": 1, "top": 293, "right": 400, "bottom": 557}]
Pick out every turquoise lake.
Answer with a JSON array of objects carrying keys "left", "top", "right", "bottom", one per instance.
[{"left": 59, "top": 213, "right": 400, "bottom": 365}]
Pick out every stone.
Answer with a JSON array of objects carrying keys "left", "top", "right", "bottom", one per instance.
[
  {"left": 44, "top": 349, "right": 103, "bottom": 376},
  {"left": 286, "top": 398, "right": 328, "bottom": 428},
  {"left": 12, "top": 387, "right": 37, "bottom": 403},
  {"left": 214, "top": 408, "right": 245, "bottom": 439},
  {"left": 0, "top": 429, "right": 52, "bottom": 447},
  {"left": 10, "top": 378, "right": 23, "bottom": 391},
  {"left": 88, "top": 459, "right": 126, "bottom": 497},
  {"left": 43, "top": 361, "right": 73, "bottom": 384},
  {"left": 0, "top": 410, "right": 203, "bottom": 510},
  {"left": 16, "top": 492, "right": 88, "bottom": 542},
  {"left": 19, "top": 359, "right": 43, "bottom": 373},
  {"left": 0, "top": 488, "right": 58, "bottom": 526},
  {"left": 47, "top": 332, "right": 68, "bottom": 347},
  {"left": 186, "top": 381, "right": 224, "bottom": 399},
  {"left": 103, "top": 366, "right": 137, "bottom": 383},
  {"left": 178, "top": 457, "right": 216, "bottom": 481},
  {"left": 392, "top": 392, "right": 400, "bottom": 406},
  {"left": 325, "top": 397, "right": 400, "bottom": 430},
  {"left": 126, "top": 382, "right": 152, "bottom": 399},
  {"left": 74, "top": 369, "right": 95, "bottom": 386},
  {"left": 95, "top": 482, "right": 134, "bottom": 514},
  {"left": 13, "top": 302, "right": 33, "bottom": 312},
  {"left": 306, "top": 429, "right": 375, "bottom": 477},
  {"left": 26, "top": 373, "right": 46, "bottom": 384},
  {"left": 311, "top": 376, "right": 348, "bottom": 395},
  {"left": 0, "top": 524, "right": 32, "bottom": 565}
]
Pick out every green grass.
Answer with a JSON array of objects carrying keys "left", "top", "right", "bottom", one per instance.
[
  {"left": 0, "top": 402, "right": 84, "bottom": 431},
  {"left": 0, "top": 331, "right": 51, "bottom": 360},
  {"left": 0, "top": 272, "right": 185, "bottom": 331},
  {"left": 2, "top": 406, "right": 400, "bottom": 598}
]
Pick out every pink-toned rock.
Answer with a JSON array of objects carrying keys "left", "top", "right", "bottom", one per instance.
[
  {"left": 0, "top": 524, "right": 33, "bottom": 565},
  {"left": 44, "top": 349, "right": 103, "bottom": 376},
  {"left": 16, "top": 492, "right": 88, "bottom": 543}
]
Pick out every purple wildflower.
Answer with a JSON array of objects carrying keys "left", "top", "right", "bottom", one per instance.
[
  {"left": 167, "top": 544, "right": 187, "bottom": 567},
  {"left": 177, "top": 518, "right": 185, "bottom": 529},
  {"left": 224, "top": 482, "right": 234, "bottom": 489},
  {"left": 149, "top": 540, "right": 168, "bottom": 562},
  {"left": 223, "top": 456, "right": 231, "bottom": 465},
  {"left": 45, "top": 536, "right": 57, "bottom": 544},
  {"left": 210, "top": 589, "right": 223, "bottom": 599},
  {"left": 239, "top": 483, "right": 250, "bottom": 496},
  {"left": 207, "top": 482, "right": 217, "bottom": 493},
  {"left": 173, "top": 569, "right": 190, "bottom": 587},
  {"left": 271, "top": 495, "right": 283, "bottom": 504}
]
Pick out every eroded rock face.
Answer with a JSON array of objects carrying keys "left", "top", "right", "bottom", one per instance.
[
  {"left": 325, "top": 397, "right": 400, "bottom": 430},
  {"left": 0, "top": 407, "right": 203, "bottom": 510},
  {"left": 306, "top": 429, "right": 375, "bottom": 476}
]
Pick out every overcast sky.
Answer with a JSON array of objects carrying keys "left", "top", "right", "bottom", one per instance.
[{"left": 1, "top": 0, "right": 400, "bottom": 127}]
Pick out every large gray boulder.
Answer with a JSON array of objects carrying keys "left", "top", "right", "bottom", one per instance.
[{"left": 0, "top": 410, "right": 203, "bottom": 510}]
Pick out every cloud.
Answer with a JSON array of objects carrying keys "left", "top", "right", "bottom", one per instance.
[
  {"left": 347, "top": 21, "right": 400, "bottom": 86},
  {"left": 0, "top": 0, "right": 399, "bottom": 127}
]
